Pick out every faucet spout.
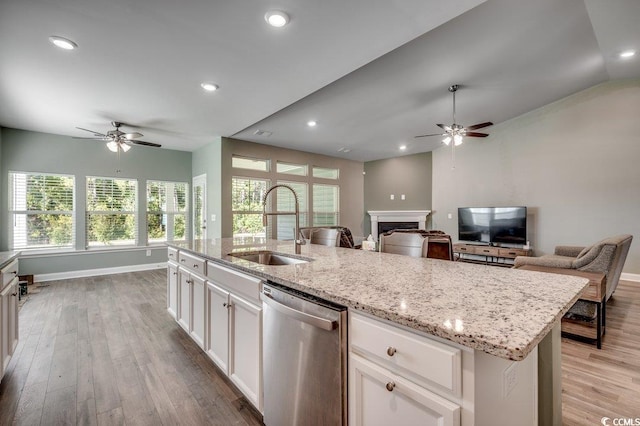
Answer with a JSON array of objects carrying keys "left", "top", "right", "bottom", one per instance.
[{"left": 262, "top": 184, "right": 305, "bottom": 255}]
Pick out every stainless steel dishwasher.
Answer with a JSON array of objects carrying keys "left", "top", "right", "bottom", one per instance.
[{"left": 261, "top": 282, "right": 347, "bottom": 426}]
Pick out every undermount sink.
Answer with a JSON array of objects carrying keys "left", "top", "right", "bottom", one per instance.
[{"left": 228, "top": 250, "right": 311, "bottom": 266}]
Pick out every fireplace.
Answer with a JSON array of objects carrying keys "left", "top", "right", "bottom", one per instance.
[{"left": 368, "top": 210, "right": 431, "bottom": 242}]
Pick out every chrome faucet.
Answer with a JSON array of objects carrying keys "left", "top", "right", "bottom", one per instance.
[{"left": 262, "top": 184, "right": 306, "bottom": 254}]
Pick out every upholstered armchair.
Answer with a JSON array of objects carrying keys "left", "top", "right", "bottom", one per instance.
[{"left": 514, "top": 234, "right": 632, "bottom": 303}]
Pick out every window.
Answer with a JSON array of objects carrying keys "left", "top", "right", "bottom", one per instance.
[
  {"left": 232, "top": 177, "right": 270, "bottom": 238},
  {"left": 147, "top": 181, "right": 188, "bottom": 244},
  {"left": 86, "top": 176, "right": 138, "bottom": 247},
  {"left": 232, "top": 155, "right": 270, "bottom": 172},
  {"left": 277, "top": 162, "right": 307, "bottom": 176},
  {"left": 312, "top": 166, "right": 339, "bottom": 179},
  {"left": 8, "top": 172, "right": 75, "bottom": 250},
  {"left": 313, "top": 184, "right": 339, "bottom": 226},
  {"left": 276, "top": 181, "right": 308, "bottom": 240}
]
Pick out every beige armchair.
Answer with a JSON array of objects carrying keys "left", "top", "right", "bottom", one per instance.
[{"left": 514, "top": 234, "right": 632, "bottom": 303}]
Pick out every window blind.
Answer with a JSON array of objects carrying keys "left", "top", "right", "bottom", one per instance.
[
  {"left": 232, "top": 177, "right": 270, "bottom": 238},
  {"left": 312, "top": 184, "right": 339, "bottom": 226},
  {"left": 147, "top": 180, "right": 188, "bottom": 243},
  {"left": 276, "top": 181, "right": 308, "bottom": 240},
  {"left": 86, "top": 176, "right": 138, "bottom": 247},
  {"left": 9, "top": 172, "right": 75, "bottom": 250}
]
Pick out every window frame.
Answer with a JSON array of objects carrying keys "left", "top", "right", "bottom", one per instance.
[
  {"left": 232, "top": 155, "right": 271, "bottom": 172},
  {"left": 231, "top": 175, "right": 271, "bottom": 238},
  {"left": 8, "top": 171, "right": 76, "bottom": 251},
  {"left": 146, "top": 180, "right": 189, "bottom": 245},
  {"left": 86, "top": 175, "right": 139, "bottom": 248},
  {"left": 312, "top": 183, "right": 340, "bottom": 226}
]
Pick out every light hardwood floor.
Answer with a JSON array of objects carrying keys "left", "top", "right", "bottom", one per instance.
[{"left": 0, "top": 270, "right": 638, "bottom": 425}]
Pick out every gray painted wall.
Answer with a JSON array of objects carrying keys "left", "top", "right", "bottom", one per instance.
[
  {"left": 363, "top": 152, "right": 432, "bottom": 235},
  {"left": 221, "top": 137, "right": 365, "bottom": 238},
  {"left": 432, "top": 79, "right": 640, "bottom": 273},
  {"left": 0, "top": 127, "right": 192, "bottom": 274},
  {"left": 192, "top": 138, "right": 223, "bottom": 239}
]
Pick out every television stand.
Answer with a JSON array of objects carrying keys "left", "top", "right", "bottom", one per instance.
[{"left": 453, "top": 243, "right": 531, "bottom": 267}]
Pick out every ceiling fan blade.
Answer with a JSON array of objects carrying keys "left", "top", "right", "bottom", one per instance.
[
  {"left": 130, "top": 140, "right": 162, "bottom": 148},
  {"left": 466, "top": 122, "right": 493, "bottom": 131},
  {"left": 465, "top": 132, "right": 489, "bottom": 137},
  {"left": 436, "top": 124, "right": 452, "bottom": 131},
  {"left": 124, "top": 132, "right": 143, "bottom": 140},
  {"left": 73, "top": 136, "right": 109, "bottom": 140},
  {"left": 76, "top": 127, "right": 107, "bottom": 136},
  {"left": 414, "top": 133, "right": 445, "bottom": 138}
]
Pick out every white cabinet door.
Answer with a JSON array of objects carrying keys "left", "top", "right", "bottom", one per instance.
[
  {"left": 206, "top": 282, "right": 230, "bottom": 373},
  {"left": 8, "top": 280, "right": 18, "bottom": 359},
  {"left": 177, "top": 270, "right": 191, "bottom": 332},
  {"left": 350, "top": 354, "right": 460, "bottom": 426},
  {"left": 167, "top": 263, "right": 179, "bottom": 319},
  {"left": 1, "top": 279, "right": 17, "bottom": 375},
  {"left": 229, "top": 294, "right": 262, "bottom": 412},
  {"left": 190, "top": 274, "right": 206, "bottom": 349}
]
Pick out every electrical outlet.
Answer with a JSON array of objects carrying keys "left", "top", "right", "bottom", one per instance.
[
  {"left": 146, "top": 249, "right": 151, "bottom": 257},
  {"left": 211, "top": 214, "right": 216, "bottom": 221},
  {"left": 503, "top": 362, "right": 518, "bottom": 398}
]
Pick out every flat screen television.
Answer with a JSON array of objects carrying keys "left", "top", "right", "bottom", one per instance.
[{"left": 458, "top": 206, "right": 527, "bottom": 245}]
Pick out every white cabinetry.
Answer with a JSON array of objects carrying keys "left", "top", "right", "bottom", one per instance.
[
  {"left": 206, "top": 282, "right": 229, "bottom": 372},
  {"left": 176, "top": 251, "right": 207, "bottom": 349},
  {"left": 167, "top": 261, "right": 179, "bottom": 319},
  {"left": 228, "top": 292, "right": 262, "bottom": 408},
  {"left": 350, "top": 355, "right": 460, "bottom": 426},
  {"left": 206, "top": 261, "right": 263, "bottom": 412},
  {"left": 1, "top": 258, "right": 19, "bottom": 382},
  {"left": 349, "top": 312, "right": 538, "bottom": 426},
  {"left": 166, "top": 247, "right": 264, "bottom": 414}
]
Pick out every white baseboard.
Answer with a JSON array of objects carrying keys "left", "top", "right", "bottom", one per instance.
[
  {"left": 34, "top": 262, "right": 167, "bottom": 283},
  {"left": 621, "top": 272, "right": 640, "bottom": 282}
]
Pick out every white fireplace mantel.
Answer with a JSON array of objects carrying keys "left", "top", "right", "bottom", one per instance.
[{"left": 368, "top": 210, "right": 431, "bottom": 241}]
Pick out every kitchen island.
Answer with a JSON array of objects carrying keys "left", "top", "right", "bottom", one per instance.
[{"left": 168, "top": 238, "right": 588, "bottom": 425}]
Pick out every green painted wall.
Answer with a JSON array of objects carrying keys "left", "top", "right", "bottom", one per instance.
[
  {"left": 192, "top": 138, "right": 222, "bottom": 239},
  {"left": 0, "top": 127, "right": 192, "bottom": 275},
  {"left": 363, "top": 152, "right": 433, "bottom": 235}
]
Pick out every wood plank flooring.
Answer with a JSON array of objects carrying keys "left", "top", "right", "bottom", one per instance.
[
  {"left": 1, "top": 270, "right": 638, "bottom": 425},
  {"left": 0, "top": 269, "right": 262, "bottom": 426}
]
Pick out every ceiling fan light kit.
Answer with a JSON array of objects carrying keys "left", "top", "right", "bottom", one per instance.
[
  {"left": 414, "top": 84, "right": 493, "bottom": 168},
  {"left": 75, "top": 121, "right": 161, "bottom": 153}
]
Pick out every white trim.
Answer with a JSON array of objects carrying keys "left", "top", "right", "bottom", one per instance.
[
  {"left": 34, "top": 262, "right": 167, "bottom": 283},
  {"left": 368, "top": 210, "right": 432, "bottom": 241},
  {"left": 621, "top": 272, "right": 640, "bottom": 282}
]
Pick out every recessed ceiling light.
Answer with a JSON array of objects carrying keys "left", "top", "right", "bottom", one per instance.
[
  {"left": 49, "top": 36, "right": 77, "bottom": 50},
  {"left": 399, "top": 145, "right": 407, "bottom": 151},
  {"left": 265, "top": 10, "right": 290, "bottom": 28},
  {"left": 307, "top": 120, "right": 317, "bottom": 127},
  {"left": 201, "top": 82, "right": 219, "bottom": 92},
  {"left": 620, "top": 50, "right": 636, "bottom": 58}
]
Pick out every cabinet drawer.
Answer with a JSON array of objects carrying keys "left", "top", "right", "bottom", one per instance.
[
  {"left": 1, "top": 259, "right": 19, "bottom": 287},
  {"left": 207, "top": 261, "right": 261, "bottom": 304},
  {"left": 167, "top": 247, "right": 179, "bottom": 261},
  {"left": 178, "top": 251, "right": 206, "bottom": 275},
  {"left": 350, "top": 313, "right": 461, "bottom": 396},
  {"left": 498, "top": 248, "right": 526, "bottom": 258},
  {"left": 476, "top": 246, "right": 500, "bottom": 256},
  {"left": 453, "top": 244, "right": 474, "bottom": 254}
]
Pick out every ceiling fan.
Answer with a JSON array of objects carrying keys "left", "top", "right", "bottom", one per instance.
[
  {"left": 415, "top": 84, "right": 493, "bottom": 146},
  {"left": 75, "top": 121, "right": 162, "bottom": 153}
]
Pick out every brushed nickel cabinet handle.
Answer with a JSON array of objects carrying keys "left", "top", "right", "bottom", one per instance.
[
  {"left": 386, "top": 346, "right": 397, "bottom": 357},
  {"left": 386, "top": 382, "right": 396, "bottom": 392}
]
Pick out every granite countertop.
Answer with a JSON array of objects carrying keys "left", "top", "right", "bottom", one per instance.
[
  {"left": 0, "top": 251, "right": 20, "bottom": 270},
  {"left": 169, "top": 238, "right": 588, "bottom": 361}
]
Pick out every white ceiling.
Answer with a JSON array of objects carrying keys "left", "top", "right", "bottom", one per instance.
[{"left": 0, "top": 0, "right": 638, "bottom": 162}]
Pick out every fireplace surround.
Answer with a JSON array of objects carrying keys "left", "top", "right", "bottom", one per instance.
[{"left": 367, "top": 210, "right": 431, "bottom": 241}]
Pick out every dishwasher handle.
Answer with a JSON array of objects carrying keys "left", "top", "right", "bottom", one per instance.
[{"left": 261, "top": 292, "right": 338, "bottom": 331}]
